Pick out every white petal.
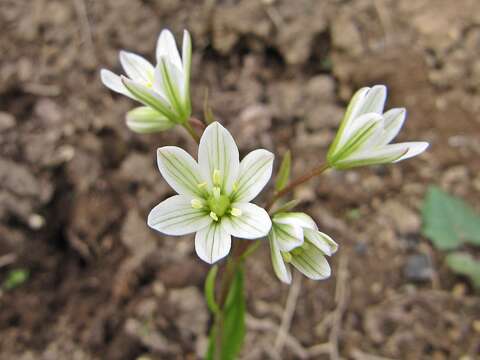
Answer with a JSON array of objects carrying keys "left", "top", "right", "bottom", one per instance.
[
  {"left": 356, "top": 85, "right": 387, "bottom": 115},
  {"left": 100, "top": 69, "right": 135, "bottom": 99},
  {"left": 119, "top": 51, "right": 154, "bottom": 84},
  {"left": 148, "top": 195, "right": 212, "bottom": 236},
  {"left": 338, "top": 87, "right": 370, "bottom": 134},
  {"left": 154, "top": 59, "right": 185, "bottom": 109},
  {"left": 304, "top": 228, "right": 338, "bottom": 256},
  {"left": 335, "top": 144, "right": 407, "bottom": 169},
  {"left": 269, "top": 232, "right": 292, "bottom": 284},
  {"left": 157, "top": 146, "right": 206, "bottom": 197},
  {"left": 270, "top": 222, "right": 304, "bottom": 252},
  {"left": 379, "top": 108, "right": 406, "bottom": 145},
  {"left": 232, "top": 149, "right": 274, "bottom": 203},
  {"left": 291, "top": 246, "right": 331, "bottom": 280},
  {"left": 392, "top": 141, "right": 429, "bottom": 162},
  {"left": 195, "top": 221, "right": 231, "bottom": 264},
  {"left": 198, "top": 122, "right": 240, "bottom": 193},
  {"left": 273, "top": 212, "right": 317, "bottom": 230},
  {"left": 339, "top": 113, "right": 383, "bottom": 150},
  {"left": 156, "top": 29, "right": 183, "bottom": 71},
  {"left": 222, "top": 202, "right": 272, "bottom": 239},
  {"left": 122, "top": 76, "right": 176, "bottom": 119},
  {"left": 181, "top": 30, "right": 192, "bottom": 103},
  {"left": 126, "top": 106, "right": 174, "bottom": 133}
]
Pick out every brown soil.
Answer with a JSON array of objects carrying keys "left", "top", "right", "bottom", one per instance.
[{"left": 1, "top": 0, "right": 480, "bottom": 359}]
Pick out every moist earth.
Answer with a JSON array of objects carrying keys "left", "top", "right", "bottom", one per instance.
[{"left": 1, "top": 0, "right": 480, "bottom": 359}]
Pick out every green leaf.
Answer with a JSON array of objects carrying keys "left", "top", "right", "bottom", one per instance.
[
  {"left": 275, "top": 150, "right": 291, "bottom": 191},
  {"left": 204, "top": 265, "right": 220, "bottom": 314},
  {"left": 203, "top": 87, "right": 215, "bottom": 125},
  {"left": 422, "top": 186, "right": 480, "bottom": 250},
  {"left": 3, "top": 268, "right": 29, "bottom": 290},
  {"left": 446, "top": 252, "right": 480, "bottom": 288},
  {"left": 221, "top": 264, "right": 246, "bottom": 360}
]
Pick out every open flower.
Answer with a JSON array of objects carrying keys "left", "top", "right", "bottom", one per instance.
[
  {"left": 327, "top": 85, "right": 429, "bottom": 169},
  {"left": 269, "top": 212, "right": 338, "bottom": 284},
  {"left": 100, "top": 29, "right": 192, "bottom": 130},
  {"left": 148, "top": 122, "right": 274, "bottom": 264}
]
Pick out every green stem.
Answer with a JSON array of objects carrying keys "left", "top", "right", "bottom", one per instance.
[
  {"left": 183, "top": 121, "right": 200, "bottom": 144},
  {"left": 213, "top": 241, "right": 249, "bottom": 360}
]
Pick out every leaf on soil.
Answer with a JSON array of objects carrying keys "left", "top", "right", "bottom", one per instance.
[
  {"left": 421, "top": 186, "right": 480, "bottom": 250},
  {"left": 3, "top": 268, "right": 29, "bottom": 290},
  {"left": 446, "top": 252, "right": 480, "bottom": 288}
]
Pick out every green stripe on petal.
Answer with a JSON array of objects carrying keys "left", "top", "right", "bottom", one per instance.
[
  {"left": 303, "top": 228, "right": 338, "bottom": 256},
  {"left": 126, "top": 106, "right": 175, "bottom": 133},
  {"left": 334, "top": 145, "right": 408, "bottom": 169},
  {"left": 148, "top": 195, "right": 212, "bottom": 236},
  {"left": 328, "top": 114, "right": 383, "bottom": 166},
  {"left": 232, "top": 149, "right": 274, "bottom": 203},
  {"left": 195, "top": 221, "right": 231, "bottom": 264},
  {"left": 198, "top": 122, "right": 240, "bottom": 193},
  {"left": 157, "top": 146, "right": 206, "bottom": 197},
  {"left": 327, "top": 87, "right": 369, "bottom": 159},
  {"left": 290, "top": 246, "right": 331, "bottom": 280},
  {"left": 122, "top": 76, "right": 178, "bottom": 122},
  {"left": 268, "top": 232, "right": 292, "bottom": 284},
  {"left": 270, "top": 222, "right": 304, "bottom": 252}
]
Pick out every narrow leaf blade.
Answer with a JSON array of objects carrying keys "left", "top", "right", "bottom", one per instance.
[{"left": 275, "top": 150, "right": 291, "bottom": 191}]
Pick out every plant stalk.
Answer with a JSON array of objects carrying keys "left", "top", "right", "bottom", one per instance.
[{"left": 265, "top": 162, "right": 330, "bottom": 211}]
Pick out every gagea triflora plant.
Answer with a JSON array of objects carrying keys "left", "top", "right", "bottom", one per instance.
[{"left": 101, "top": 29, "right": 429, "bottom": 359}]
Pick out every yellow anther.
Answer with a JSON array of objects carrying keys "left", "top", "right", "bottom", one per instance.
[
  {"left": 209, "top": 211, "right": 219, "bottom": 221},
  {"left": 281, "top": 252, "right": 292, "bottom": 263},
  {"left": 213, "top": 169, "right": 222, "bottom": 186},
  {"left": 146, "top": 81, "right": 153, "bottom": 88},
  {"left": 230, "top": 207, "right": 242, "bottom": 217},
  {"left": 191, "top": 199, "right": 203, "bottom": 209},
  {"left": 197, "top": 182, "right": 207, "bottom": 189}
]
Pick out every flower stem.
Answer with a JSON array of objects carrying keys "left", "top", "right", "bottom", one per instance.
[
  {"left": 213, "top": 240, "right": 250, "bottom": 360},
  {"left": 183, "top": 121, "right": 200, "bottom": 144},
  {"left": 265, "top": 162, "right": 330, "bottom": 211}
]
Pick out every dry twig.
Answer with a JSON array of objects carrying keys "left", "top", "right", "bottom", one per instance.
[{"left": 274, "top": 271, "right": 302, "bottom": 354}]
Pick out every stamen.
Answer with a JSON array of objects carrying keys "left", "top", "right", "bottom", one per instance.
[
  {"left": 190, "top": 199, "right": 203, "bottom": 209},
  {"left": 209, "top": 211, "right": 219, "bottom": 221},
  {"left": 281, "top": 252, "right": 292, "bottom": 263},
  {"left": 212, "top": 186, "right": 221, "bottom": 199},
  {"left": 230, "top": 208, "right": 242, "bottom": 217},
  {"left": 213, "top": 169, "right": 222, "bottom": 186}
]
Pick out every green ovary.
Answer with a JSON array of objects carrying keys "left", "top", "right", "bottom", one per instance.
[{"left": 207, "top": 194, "right": 231, "bottom": 218}]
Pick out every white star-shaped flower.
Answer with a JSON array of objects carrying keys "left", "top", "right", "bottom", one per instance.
[
  {"left": 327, "top": 85, "right": 429, "bottom": 169},
  {"left": 148, "top": 122, "right": 274, "bottom": 264},
  {"left": 101, "top": 29, "right": 192, "bottom": 130},
  {"left": 269, "top": 212, "right": 338, "bottom": 284}
]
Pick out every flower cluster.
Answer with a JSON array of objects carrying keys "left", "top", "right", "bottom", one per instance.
[
  {"left": 269, "top": 212, "right": 337, "bottom": 284},
  {"left": 101, "top": 29, "right": 192, "bottom": 132},
  {"left": 147, "top": 122, "right": 273, "bottom": 264},
  {"left": 327, "top": 85, "right": 429, "bottom": 169},
  {"left": 101, "top": 29, "right": 429, "bottom": 285}
]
